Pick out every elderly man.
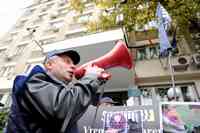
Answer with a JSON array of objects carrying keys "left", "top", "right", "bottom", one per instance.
[{"left": 5, "top": 49, "right": 108, "bottom": 133}]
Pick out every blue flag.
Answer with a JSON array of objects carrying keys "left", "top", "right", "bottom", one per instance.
[
  {"left": 156, "top": 3, "right": 171, "bottom": 56},
  {"left": 156, "top": 3, "right": 171, "bottom": 30}
]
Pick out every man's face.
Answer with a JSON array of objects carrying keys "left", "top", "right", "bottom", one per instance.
[{"left": 46, "top": 54, "right": 76, "bottom": 81}]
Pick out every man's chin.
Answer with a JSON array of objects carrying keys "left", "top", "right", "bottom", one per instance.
[{"left": 64, "top": 76, "right": 73, "bottom": 82}]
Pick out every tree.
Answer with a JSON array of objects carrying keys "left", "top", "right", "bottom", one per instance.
[{"left": 69, "top": 0, "right": 200, "bottom": 51}]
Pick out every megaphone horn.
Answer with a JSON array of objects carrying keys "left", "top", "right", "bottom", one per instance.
[{"left": 74, "top": 40, "right": 133, "bottom": 79}]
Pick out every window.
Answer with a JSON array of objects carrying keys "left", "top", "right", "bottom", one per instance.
[
  {"left": 50, "top": 11, "right": 59, "bottom": 20},
  {"left": 77, "top": 13, "right": 92, "bottom": 23},
  {"left": 15, "top": 20, "right": 28, "bottom": 28},
  {"left": 149, "top": 45, "right": 159, "bottom": 58},
  {"left": 137, "top": 84, "right": 199, "bottom": 106},
  {"left": 155, "top": 87, "right": 171, "bottom": 102},
  {"left": 46, "top": 20, "right": 64, "bottom": 33},
  {"left": 137, "top": 47, "right": 148, "bottom": 60},
  {"left": 41, "top": 7, "right": 48, "bottom": 13},
  {"left": 85, "top": 3, "right": 94, "bottom": 11},
  {"left": 51, "top": 20, "right": 64, "bottom": 28},
  {"left": 65, "top": 31, "right": 86, "bottom": 39},
  {"left": 10, "top": 32, "right": 18, "bottom": 40},
  {"left": 41, "top": 0, "right": 53, "bottom": 3},
  {"left": 140, "top": 88, "right": 153, "bottom": 105},
  {"left": 57, "top": 0, "right": 68, "bottom": 7},
  {"left": 154, "top": 84, "right": 198, "bottom": 102},
  {"left": 41, "top": 3, "right": 54, "bottom": 13},
  {"left": 23, "top": 8, "right": 36, "bottom": 16},
  {"left": 0, "top": 66, "right": 15, "bottom": 77},
  {"left": 21, "top": 34, "right": 32, "bottom": 42},
  {"left": 39, "top": 37, "right": 56, "bottom": 45},
  {"left": 0, "top": 67, "right": 6, "bottom": 77},
  {"left": 180, "top": 85, "right": 198, "bottom": 102},
  {"left": 136, "top": 44, "right": 159, "bottom": 60},
  {"left": 0, "top": 49, "right": 7, "bottom": 57},
  {"left": 3, "top": 36, "right": 13, "bottom": 44},
  {"left": 57, "top": 7, "right": 69, "bottom": 16},
  {"left": 68, "top": 23, "right": 85, "bottom": 31},
  {"left": 6, "top": 66, "right": 15, "bottom": 78},
  {"left": 33, "top": 14, "right": 47, "bottom": 24},
  {"left": 15, "top": 44, "right": 27, "bottom": 56},
  {"left": 46, "top": 2, "right": 54, "bottom": 8}
]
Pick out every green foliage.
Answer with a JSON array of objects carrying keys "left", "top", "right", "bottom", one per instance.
[
  {"left": 69, "top": 0, "right": 199, "bottom": 46},
  {"left": 0, "top": 109, "right": 9, "bottom": 131},
  {"left": 68, "top": 0, "right": 85, "bottom": 13}
]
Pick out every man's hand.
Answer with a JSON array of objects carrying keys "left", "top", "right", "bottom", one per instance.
[
  {"left": 84, "top": 64, "right": 111, "bottom": 80},
  {"left": 84, "top": 64, "right": 105, "bottom": 77}
]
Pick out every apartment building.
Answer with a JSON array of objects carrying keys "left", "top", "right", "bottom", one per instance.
[{"left": 0, "top": 0, "right": 199, "bottom": 106}]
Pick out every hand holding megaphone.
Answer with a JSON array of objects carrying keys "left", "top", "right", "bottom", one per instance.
[{"left": 83, "top": 64, "right": 111, "bottom": 80}]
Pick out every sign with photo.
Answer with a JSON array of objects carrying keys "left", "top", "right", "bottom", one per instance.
[
  {"left": 77, "top": 105, "right": 161, "bottom": 133},
  {"left": 160, "top": 102, "right": 200, "bottom": 133}
]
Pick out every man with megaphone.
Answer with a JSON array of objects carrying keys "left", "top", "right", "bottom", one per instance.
[
  {"left": 5, "top": 48, "right": 109, "bottom": 133},
  {"left": 5, "top": 40, "right": 132, "bottom": 133}
]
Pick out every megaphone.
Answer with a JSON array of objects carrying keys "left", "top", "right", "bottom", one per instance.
[{"left": 74, "top": 40, "right": 133, "bottom": 79}]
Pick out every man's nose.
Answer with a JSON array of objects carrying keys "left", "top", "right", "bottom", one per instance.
[{"left": 70, "top": 64, "right": 76, "bottom": 70}]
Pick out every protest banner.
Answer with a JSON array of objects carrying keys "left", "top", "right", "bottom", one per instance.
[
  {"left": 161, "top": 102, "right": 200, "bottom": 133},
  {"left": 77, "top": 105, "right": 161, "bottom": 133}
]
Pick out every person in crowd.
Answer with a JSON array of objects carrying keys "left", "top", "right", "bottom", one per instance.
[
  {"left": 98, "top": 97, "right": 117, "bottom": 107},
  {"left": 5, "top": 49, "right": 109, "bottom": 133},
  {"left": 162, "top": 105, "right": 186, "bottom": 133},
  {"left": 167, "top": 87, "right": 181, "bottom": 101}
]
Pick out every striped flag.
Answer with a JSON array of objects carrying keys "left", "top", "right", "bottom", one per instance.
[
  {"left": 156, "top": 2, "right": 172, "bottom": 56},
  {"left": 156, "top": 3, "right": 171, "bottom": 30}
]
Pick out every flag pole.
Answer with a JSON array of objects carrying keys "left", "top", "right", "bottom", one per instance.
[
  {"left": 156, "top": 2, "right": 177, "bottom": 101},
  {"left": 168, "top": 50, "right": 177, "bottom": 101}
]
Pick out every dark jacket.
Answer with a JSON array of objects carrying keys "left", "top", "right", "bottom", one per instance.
[{"left": 5, "top": 65, "right": 103, "bottom": 133}]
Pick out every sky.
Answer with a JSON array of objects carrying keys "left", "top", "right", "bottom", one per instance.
[{"left": 0, "top": 0, "right": 33, "bottom": 37}]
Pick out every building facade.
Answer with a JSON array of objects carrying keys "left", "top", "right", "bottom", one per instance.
[{"left": 0, "top": 0, "right": 199, "bottom": 106}]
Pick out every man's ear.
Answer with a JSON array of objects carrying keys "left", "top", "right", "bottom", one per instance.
[{"left": 45, "top": 60, "right": 53, "bottom": 70}]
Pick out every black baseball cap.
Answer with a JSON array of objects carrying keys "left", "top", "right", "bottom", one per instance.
[{"left": 44, "top": 49, "right": 80, "bottom": 65}]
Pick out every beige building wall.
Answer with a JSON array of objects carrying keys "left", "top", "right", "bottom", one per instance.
[{"left": 0, "top": 0, "right": 199, "bottom": 105}]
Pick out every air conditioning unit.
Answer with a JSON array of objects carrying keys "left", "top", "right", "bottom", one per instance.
[
  {"left": 192, "top": 33, "right": 200, "bottom": 40},
  {"left": 172, "top": 56, "right": 189, "bottom": 71},
  {"left": 195, "top": 33, "right": 200, "bottom": 39},
  {"left": 192, "top": 54, "right": 200, "bottom": 68}
]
